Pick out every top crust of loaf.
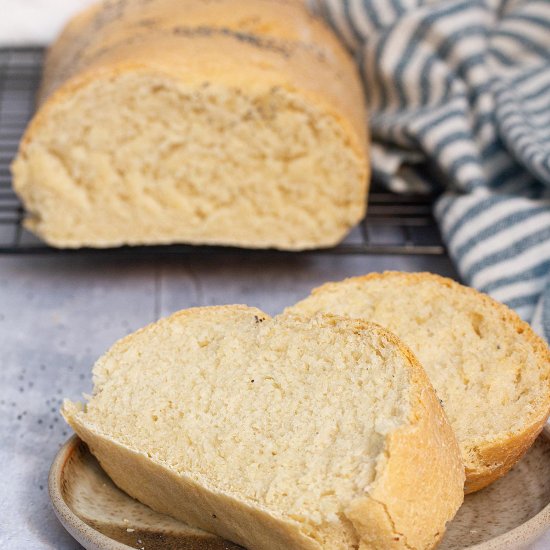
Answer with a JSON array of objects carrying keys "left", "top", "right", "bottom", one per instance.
[
  {"left": 39, "top": 0, "right": 361, "bottom": 105},
  {"left": 287, "top": 272, "right": 550, "bottom": 493},
  {"left": 62, "top": 305, "right": 464, "bottom": 550}
]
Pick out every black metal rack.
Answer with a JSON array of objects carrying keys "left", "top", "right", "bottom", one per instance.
[{"left": 0, "top": 47, "right": 445, "bottom": 256}]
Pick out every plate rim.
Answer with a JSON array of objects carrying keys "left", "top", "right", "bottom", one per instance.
[
  {"left": 49, "top": 435, "right": 133, "bottom": 550},
  {"left": 49, "top": 428, "right": 550, "bottom": 550}
]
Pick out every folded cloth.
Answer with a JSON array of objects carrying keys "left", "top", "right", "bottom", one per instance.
[{"left": 311, "top": 0, "right": 550, "bottom": 342}]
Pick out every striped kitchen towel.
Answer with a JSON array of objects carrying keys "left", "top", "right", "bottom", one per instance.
[{"left": 311, "top": 0, "right": 550, "bottom": 342}]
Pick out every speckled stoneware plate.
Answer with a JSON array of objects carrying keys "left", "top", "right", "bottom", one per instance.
[{"left": 50, "top": 427, "right": 550, "bottom": 550}]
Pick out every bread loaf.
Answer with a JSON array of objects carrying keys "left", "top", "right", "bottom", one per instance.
[
  {"left": 62, "top": 305, "right": 464, "bottom": 550},
  {"left": 12, "top": 0, "right": 368, "bottom": 250},
  {"left": 287, "top": 272, "right": 550, "bottom": 493}
]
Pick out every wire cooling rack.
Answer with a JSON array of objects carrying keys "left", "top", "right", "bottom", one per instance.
[{"left": 0, "top": 47, "right": 445, "bottom": 256}]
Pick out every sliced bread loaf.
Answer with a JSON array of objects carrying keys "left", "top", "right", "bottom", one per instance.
[
  {"left": 287, "top": 272, "right": 550, "bottom": 493},
  {"left": 62, "top": 305, "right": 464, "bottom": 550},
  {"left": 12, "top": 0, "right": 368, "bottom": 250}
]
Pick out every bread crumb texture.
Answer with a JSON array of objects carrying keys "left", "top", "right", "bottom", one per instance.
[
  {"left": 12, "top": 0, "right": 368, "bottom": 250},
  {"left": 63, "top": 305, "right": 463, "bottom": 550},
  {"left": 288, "top": 272, "right": 550, "bottom": 492}
]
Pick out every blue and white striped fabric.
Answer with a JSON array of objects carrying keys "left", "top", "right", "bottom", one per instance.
[{"left": 311, "top": 0, "right": 550, "bottom": 342}]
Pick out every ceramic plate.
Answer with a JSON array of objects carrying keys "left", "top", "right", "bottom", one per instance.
[{"left": 49, "top": 428, "right": 550, "bottom": 550}]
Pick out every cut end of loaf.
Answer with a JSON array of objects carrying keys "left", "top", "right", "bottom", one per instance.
[
  {"left": 13, "top": 69, "right": 367, "bottom": 250},
  {"left": 62, "top": 306, "right": 463, "bottom": 550}
]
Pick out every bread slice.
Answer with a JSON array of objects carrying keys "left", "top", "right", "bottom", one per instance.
[
  {"left": 12, "top": 0, "right": 368, "bottom": 250},
  {"left": 287, "top": 272, "right": 550, "bottom": 493},
  {"left": 62, "top": 305, "right": 464, "bottom": 550}
]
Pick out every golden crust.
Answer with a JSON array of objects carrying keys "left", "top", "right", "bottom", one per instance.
[
  {"left": 464, "top": 418, "right": 547, "bottom": 493},
  {"left": 63, "top": 306, "right": 464, "bottom": 550},
  {"left": 291, "top": 271, "right": 550, "bottom": 493},
  {"left": 39, "top": 1, "right": 359, "bottom": 97}
]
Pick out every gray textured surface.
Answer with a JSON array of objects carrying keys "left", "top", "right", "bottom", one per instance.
[{"left": 0, "top": 253, "right": 548, "bottom": 549}]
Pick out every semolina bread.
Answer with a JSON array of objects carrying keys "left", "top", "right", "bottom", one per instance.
[
  {"left": 287, "top": 272, "right": 550, "bottom": 493},
  {"left": 12, "top": 0, "right": 369, "bottom": 250},
  {"left": 62, "top": 305, "right": 464, "bottom": 550}
]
